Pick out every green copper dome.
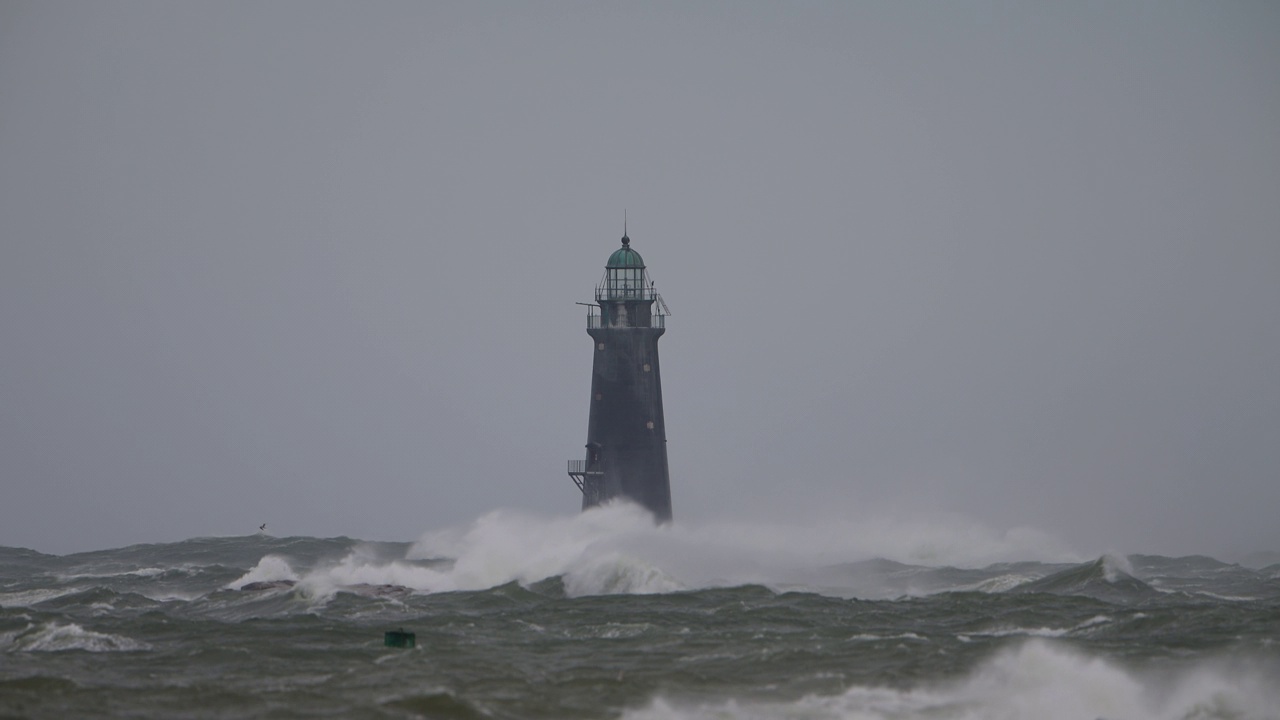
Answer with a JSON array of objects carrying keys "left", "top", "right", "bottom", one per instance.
[{"left": 606, "top": 237, "right": 645, "bottom": 269}]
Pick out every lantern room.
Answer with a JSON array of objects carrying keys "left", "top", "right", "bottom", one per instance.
[{"left": 598, "top": 235, "right": 650, "bottom": 301}]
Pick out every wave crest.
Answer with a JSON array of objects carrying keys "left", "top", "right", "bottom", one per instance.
[
  {"left": 226, "top": 554, "right": 299, "bottom": 590},
  {"left": 226, "top": 504, "right": 1085, "bottom": 599},
  {"left": 10, "top": 621, "right": 150, "bottom": 653},
  {"left": 624, "top": 639, "right": 1280, "bottom": 720}
]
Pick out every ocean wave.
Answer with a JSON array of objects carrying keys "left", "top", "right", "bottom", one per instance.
[
  {"left": 1008, "top": 555, "right": 1164, "bottom": 603},
  {"left": 8, "top": 621, "right": 150, "bottom": 653},
  {"left": 847, "top": 632, "right": 926, "bottom": 642},
  {"left": 959, "top": 614, "right": 1113, "bottom": 642},
  {"left": 962, "top": 573, "right": 1039, "bottom": 593},
  {"left": 238, "top": 504, "right": 690, "bottom": 599},
  {"left": 55, "top": 566, "right": 170, "bottom": 581},
  {"left": 0, "top": 587, "right": 84, "bottom": 608},
  {"left": 203, "top": 506, "right": 1277, "bottom": 602},
  {"left": 399, "top": 502, "right": 1080, "bottom": 598},
  {"left": 76, "top": 508, "right": 1268, "bottom": 604},
  {"left": 622, "top": 639, "right": 1280, "bottom": 720},
  {"left": 225, "top": 554, "right": 300, "bottom": 590}
]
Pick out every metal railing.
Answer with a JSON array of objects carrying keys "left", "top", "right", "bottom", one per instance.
[
  {"left": 586, "top": 312, "right": 665, "bottom": 329},
  {"left": 567, "top": 460, "right": 601, "bottom": 475},
  {"left": 595, "top": 285, "right": 659, "bottom": 302},
  {"left": 567, "top": 459, "right": 602, "bottom": 493}
]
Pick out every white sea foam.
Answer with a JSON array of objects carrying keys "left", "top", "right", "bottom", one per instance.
[
  {"left": 964, "top": 573, "right": 1037, "bottom": 593},
  {"left": 848, "top": 632, "right": 926, "bottom": 642},
  {"left": 408, "top": 502, "right": 1080, "bottom": 597},
  {"left": 288, "top": 505, "right": 685, "bottom": 598},
  {"left": 226, "top": 554, "right": 300, "bottom": 590},
  {"left": 13, "top": 621, "right": 150, "bottom": 653},
  {"left": 410, "top": 503, "right": 684, "bottom": 595},
  {"left": 969, "top": 625, "right": 1072, "bottom": 639},
  {"left": 297, "top": 553, "right": 450, "bottom": 599},
  {"left": 1193, "top": 590, "right": 1259, "bottom": 602},
  {"left": 622, "top": 639, "right": 1280, "bottom": 720},
  {"left": 227, "top": 504, "right": 1081, "bottom": 599},
  {"left": 57, "top": 566, "right": 168, "bottom": 581},
  {"left": 1075, "top": 614, "right": 1113, "bottom": 630},
  {"left": 138, "top": 591, "right": 203, "bottom": 602},
  {"left": 969, "top": 615, "right": 1114, "bottom": 640},
  {"left": 1101, "top": 552, "right": 1135, "bottom": 582}
]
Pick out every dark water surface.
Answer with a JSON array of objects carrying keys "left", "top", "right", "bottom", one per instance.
[{"left": 3, "top": 514, "right": 1279, "bottom": 719}]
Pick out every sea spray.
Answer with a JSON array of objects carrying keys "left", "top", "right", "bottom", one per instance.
[
  {"left": 1101, "top": 552, "right": 1136, "bottom": 582},
  {"left": 396, "top": 502, "right": 1082, "bottom": 598},
  {"left": 226, "top": 554, "right": 299, "bottom": 590},
  {"left": 621, "top": 639, "right": 1280, "bottom": 720},
  {"left": 12, "top": 621, "right": 150, "bottom": 653}
]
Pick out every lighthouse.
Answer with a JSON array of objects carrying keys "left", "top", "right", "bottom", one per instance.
[{"left": 567, "top": 230, "right": 673, "bottom": 521}]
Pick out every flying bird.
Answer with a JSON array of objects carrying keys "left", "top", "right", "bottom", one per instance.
[{"left": 259, "top": 523, "right": 267, "bottom": 532}]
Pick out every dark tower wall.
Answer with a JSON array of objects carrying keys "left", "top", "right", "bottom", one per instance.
[
  {"left": 570, "top": 236, "right": 673, "bottom": 522},
  {"left": 583, "top": 323, "right": 671, "bottom": 521}
]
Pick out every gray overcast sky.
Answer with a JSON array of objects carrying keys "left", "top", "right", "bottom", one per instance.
[{"left": 1, "top": 1, "right": 1277, "bottom": 559}]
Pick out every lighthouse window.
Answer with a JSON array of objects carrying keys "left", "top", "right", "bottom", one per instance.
[
  {"left": 608, "top": 267, "right": 643, "bottom": 299},
  {"left": 646, "top": 421, "right": 655, "bottom": 430},
  {"left": 598, "top": 342, "right": 605, "bottom": 351},
  {"left": 643, "top": 363, "right": 651, "bottom": 372}
]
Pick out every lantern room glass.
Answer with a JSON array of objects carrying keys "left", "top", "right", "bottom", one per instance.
[{"left": 607, "top": 267, "right": 643, "bottom": 299}]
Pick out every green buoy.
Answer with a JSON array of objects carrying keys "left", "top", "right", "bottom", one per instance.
[{"left": 384, "top": 629, "right": 415, "bottom": 648}]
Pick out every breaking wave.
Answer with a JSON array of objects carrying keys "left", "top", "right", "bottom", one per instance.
[
  {"left": 7, "top": 621, "right": 150, "bottom": 653},
  {"left": 402, "top": 502, "right": 1079, "bottom": 597},
  {"left": 226, "top": 554, "right": 299, "bottom": 590},
  {"left": 220, "top": 502, "right": 1084, "bottom": 599},
  {"left": 623, "top": 639, "right": 1280, "bottom": 720}
]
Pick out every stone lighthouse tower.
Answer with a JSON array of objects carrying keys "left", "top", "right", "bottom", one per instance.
[{"left": 567, "top": 230, "right": 672, "bottom": 522}]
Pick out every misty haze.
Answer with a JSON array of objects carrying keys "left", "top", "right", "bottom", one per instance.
[{"left": 1, "top": 3, "right": 1278, "bottom": 718}]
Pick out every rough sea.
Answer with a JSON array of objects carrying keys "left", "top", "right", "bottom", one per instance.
[{"left": 3, "top": 504, "right": 1278, "bottom": 720}]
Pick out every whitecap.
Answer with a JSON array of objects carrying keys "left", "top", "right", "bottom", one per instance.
[
  {"left": 968, "top": 625, "right": 1071, "bottom": 639},
  {"left": 1100, "top": 552, "right": 1135, "bottom": 582},
  {"left": 848, "top": 632, "right": 927, "bottom": 642},
  {"left": 964, "top": 573, "right": 1038, "bottom": 593},
  {"left": 57, "top": 566, "right": 169, "bottom": 581},
  {"left": 225, "top": 555, "right": 300, "bottom": 590},
  {"left": 398, "top": 502, "right": 1080, "bottom": 598},
  {"left": 14, "top": 621, "right": 150, "bottom": 653},
  {"left": 622, "top": 639, "right": 1280, "bottom": 720}
]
